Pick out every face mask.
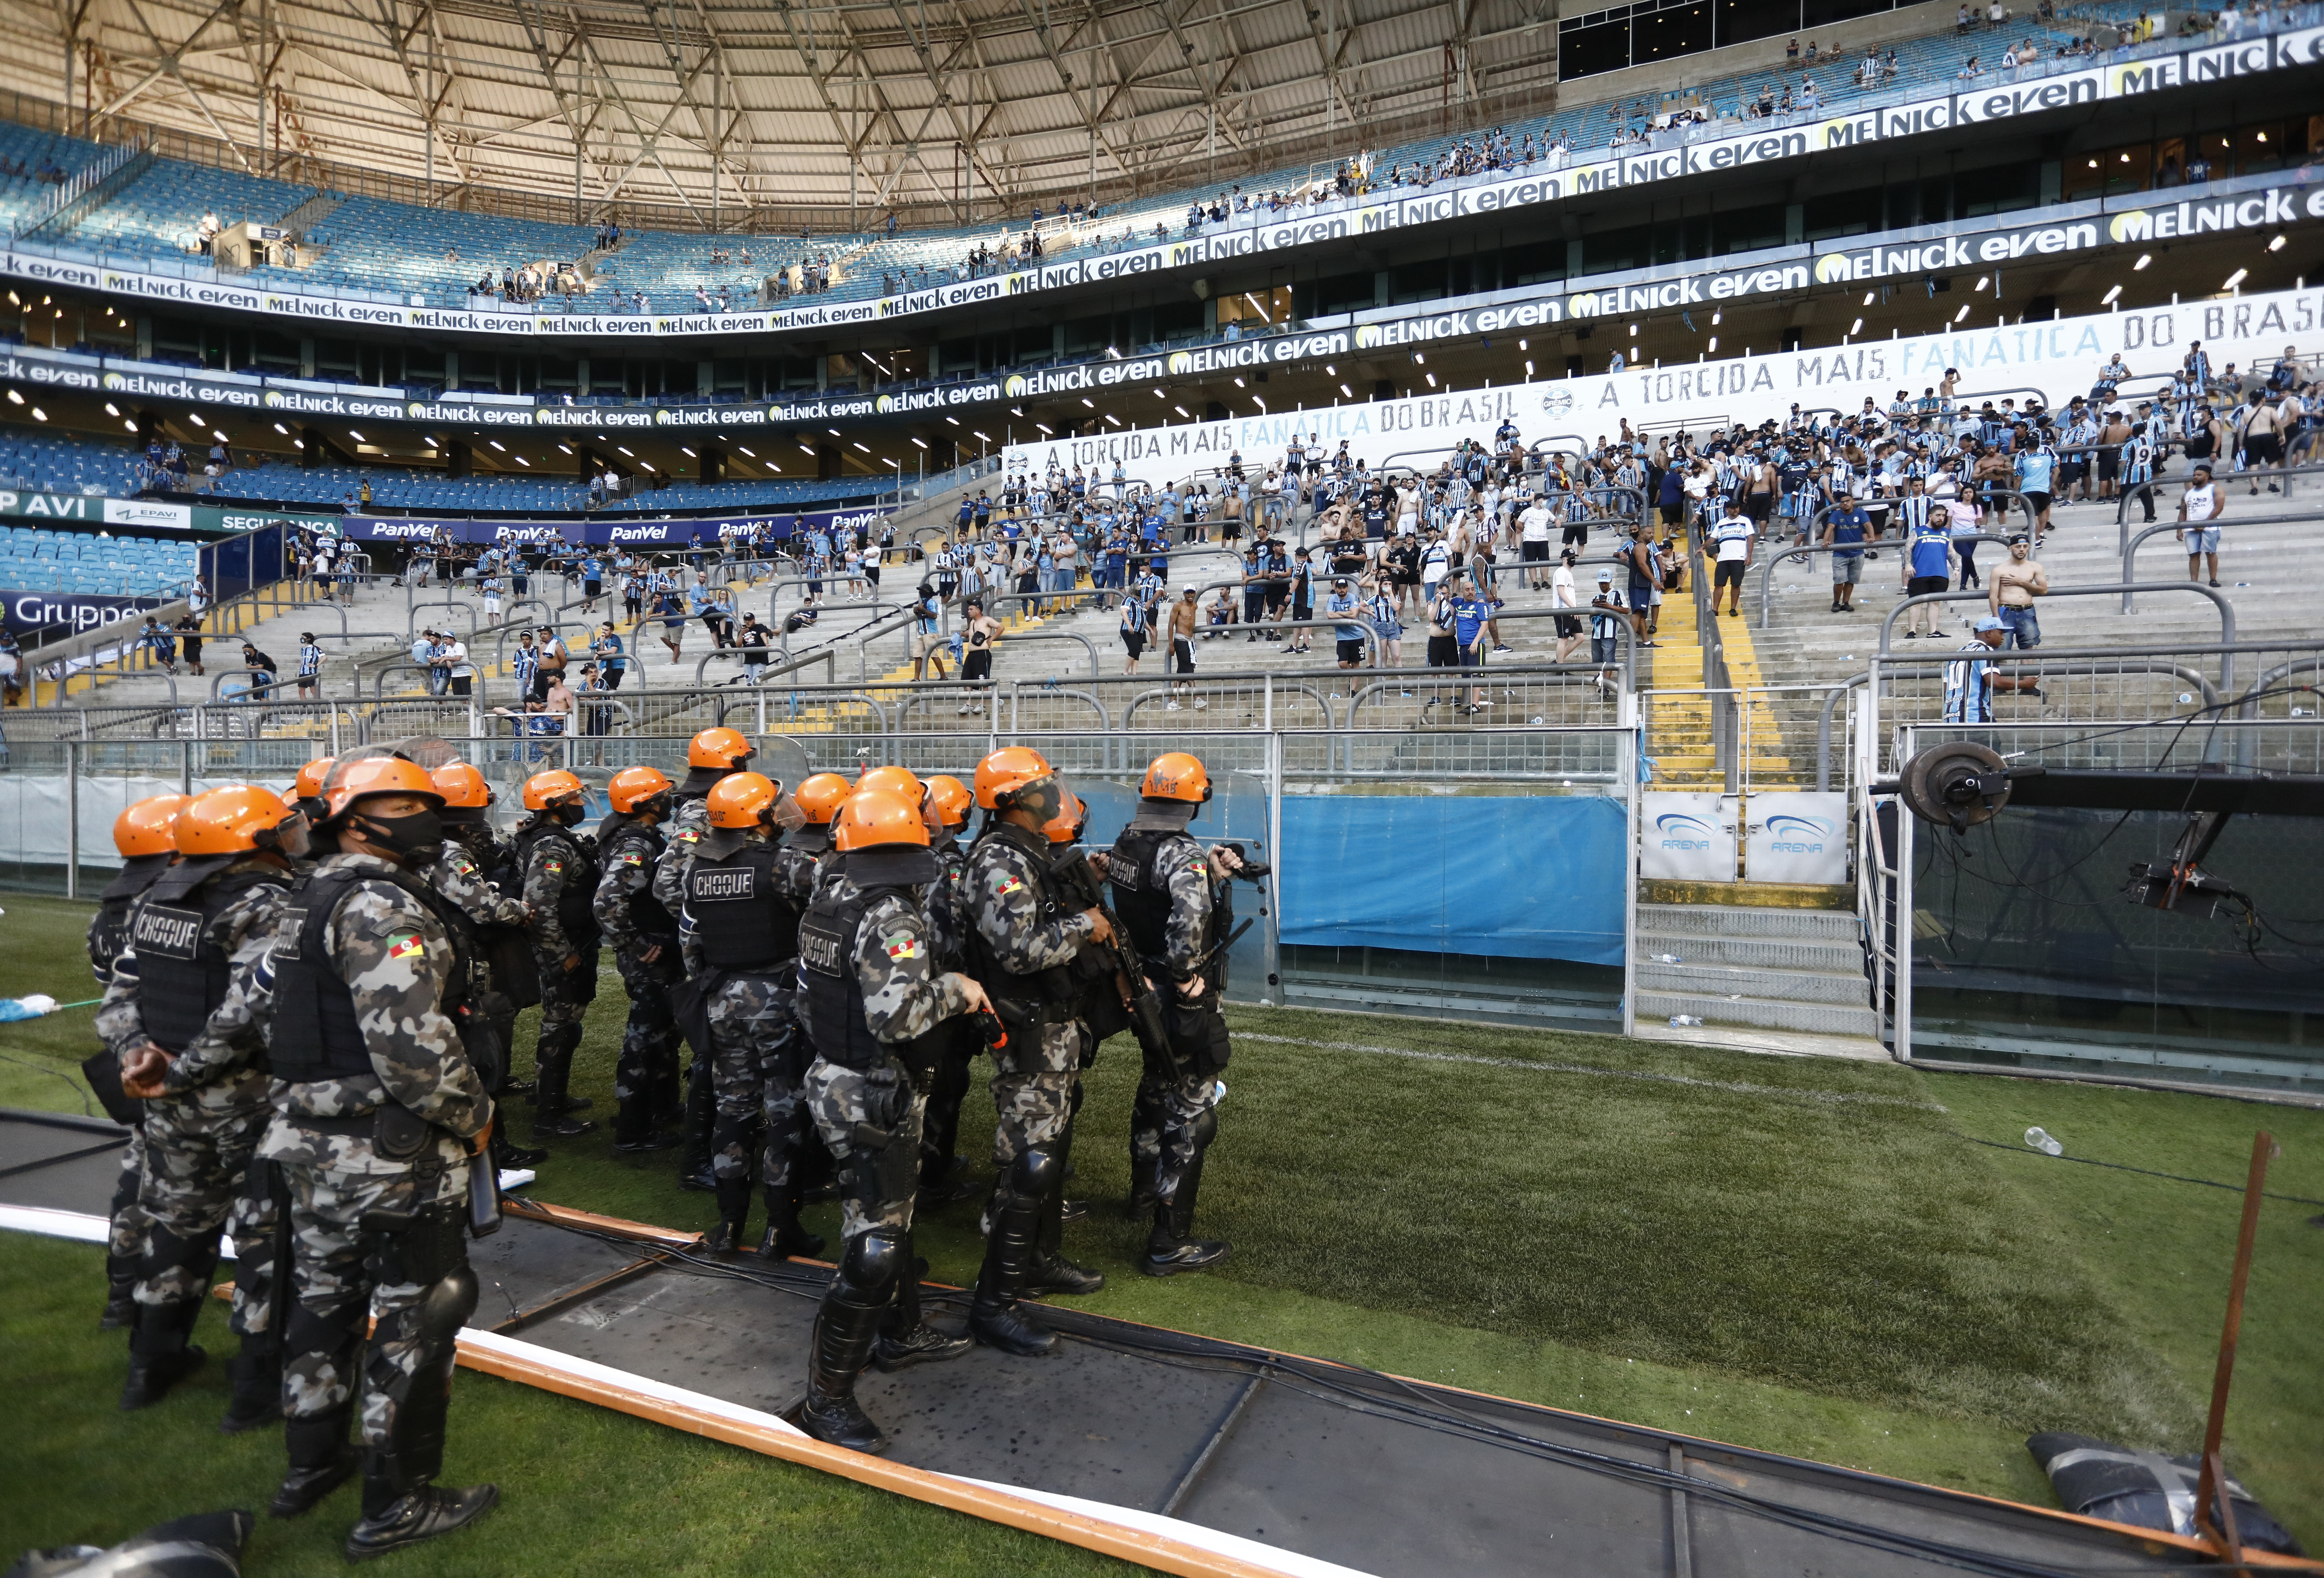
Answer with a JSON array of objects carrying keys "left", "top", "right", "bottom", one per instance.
[{"left": 353, "top": 809, "right": 444, "bottom": 865}]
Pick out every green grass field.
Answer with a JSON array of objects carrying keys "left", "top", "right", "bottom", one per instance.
[{"left": 3, "top": 891, "right": 2318, "bottom": 1573}]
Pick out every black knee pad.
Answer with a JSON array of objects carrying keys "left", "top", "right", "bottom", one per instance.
[
  {"left": 1011, "top": 1147, "right": 1061, "bottom": 1198},
  {"left": 839, "top": 1228, "right": 907, "bottom": 1300}
]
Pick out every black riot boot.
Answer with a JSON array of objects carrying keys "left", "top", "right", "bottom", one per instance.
[
  {"left": 344, "top": 1263, "right": 494, "bottom": 1560},
  {"left": 785, "top": 1233, "right": 903, "bottom": 1453},
  {"left": 1024, "top": 1123, "right": 1104, "bottom": 1298},
  {"left": 119, "top": 1295, "right": 207, "bottom": 1409},
  {"left": 529, "top": 1025, "right": 596, "bottom": 1139},
  {"left": 704, "top": 1175, "right": 752, "bottom": 1254},
  {"left": 271, "top": 1408, "right": 359, "bottom": 1518},
  {"left": 219, "top": 1331, "right": 284, "bottom": 1434},
  {"left": 1142, "top": 1129, "right": 1230, "bottom": 1277},
  {"left": 677, "top": 1051, "right": 718, "bottom": 1192},
  {"left": 872, "top": 1236, "right": 972, "bottom": 1372},
  {"left": 969, "top": 1150, "right": 1059, "bottom": 1357},
  {"left": 755, "top": 1179, "right": 826, "bottom": 1262},
  {"left": 100, "top": 1251, "right": 139, "bottom": 1330}
]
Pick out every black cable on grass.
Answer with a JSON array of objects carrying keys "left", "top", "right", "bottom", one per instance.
[
  {"left": 529, "top": 1213, "right": 2225, "bottom": 1578},
  {"left": 1958, "top": 1134, "right": 2324, "bottom": 1206},
  {"left": 0, "top": 1050, "right": 96, "bottom": 1117}
]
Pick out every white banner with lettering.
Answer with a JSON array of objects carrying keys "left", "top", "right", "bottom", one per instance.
[{"left": 1007, "top": 283, "right": 2322, "bottom": 475}]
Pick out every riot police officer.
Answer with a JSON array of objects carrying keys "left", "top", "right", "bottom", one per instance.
[
  {"left": 677, "top": 772, "right": 824, "bottom": 1259},
  {"left": 1108, "top": 753, "right": 1236, "bottom": 1275},
  {"left": 964, "top": 747, "right": 1113, "bottom": 1353},
  {"left": 258, "top": 755, "right": 498, "bottom": 1557},
  {"left": 916, "top": 774, "right": 983, "bottom": 1207},
  {"left": 513, "top": 769, "right": 601, "bottom": 1142},
  {"left": 594, "top": 766, "right": 683, "bottom": 1154},
  {"left": 87, "top": 792, "right": 188, "bottom": 1330},
  {"left": 654, "top": 727, "right": 759, "bottom": 1190},
  {"left": 773, "top": 771, "right": 854, "bottom": 903},
  {"left": 103, "top": 786, "right": 304, "bottom": 1425},
  {"left": 790, "top": 786, "right": 987, "bottom": 1453},
  {"left": 426, "top": 761, "right": 542, "bottom": 1170}
]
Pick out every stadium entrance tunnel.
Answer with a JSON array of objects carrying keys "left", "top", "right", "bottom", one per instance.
[{"left": 7, "top": 1109, "right": 2313, "bottom": 1578}]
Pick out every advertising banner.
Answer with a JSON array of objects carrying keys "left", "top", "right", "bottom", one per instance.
[
  {"left": 1008, "top": 282, "right": 2324, "bottom": 476},
  {"left": 3, "top": 588, "right": 167, "bottom": 638},
  {"left": 1639, "top": 793, "right": 1738, "bottom": 883},
  {"left": 1742, "top": 792, "right": 1850, "bottom": 885}
]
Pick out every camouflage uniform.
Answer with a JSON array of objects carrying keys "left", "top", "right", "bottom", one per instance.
[
  {"left": 652, "top": 790, "right": 718, "bottom": 1181},
  {"left": 678, "top": 825, "right": 818, "bottom": 1254},
  {"left": 965, "top": 823, "right": 1096, "bottom": 1167},
  {"left": 789, "top": 855, "right": 976, "bottom": 1450},
  {"left": 595, "top": 813, "right": 683, "bottom": 1144},
  {"left": 96, "top": 857, "right": 296, "bottom": 1417},
  {"left": 253, "top": 851, "right": 492, "bottom": 1522},
  {"left": 1109, "top": 813, "right": 1235, "bottom": 1271},
  {"left": 423, "top": 841, "right": 529, "bottom": 1095},
  {"left": 513, "top": 813, "right": 599, "bottom": 1130},
  {"left": 916, "top": 832, "right": 982, "bottom": 1199},
  {"left": 87, "top": 852, "right": 173, "bottom": 1328}
]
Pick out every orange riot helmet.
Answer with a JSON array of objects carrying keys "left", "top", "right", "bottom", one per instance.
[
  {"left": 925, "top": 774, "right": 972, "bottom": 832},
  {"left": 114, "top": 794, "right": 191, "bottom": 860},
  {"left": 792, "top": 773, "right": 853, "bottom": 827},
  {"left": 175, "top": 784, "right": 297, "bottom": 857},
  {"left": 833, "top": 788, "right": 932, "bottom": 851},
  {"left": 608, "top": 765, "right": 674, "bottom": 817},
  {"left": 1140, "top": 751, "right": 1211, "bottom": 804},
  {"left": 706, "top": 772, "right": 781, "bottom": 829},
  {"left": 973, "top": 746, "right": 1055, "bottom": 810},
  {"left": 521, "top": 769, "right": 587, "bottom": 815},
  {"left": 687, "top": 726, "right": 754, "bottom": 770},
  {"left": 316, "top": 755, "right": 443, "bottom": 824}
]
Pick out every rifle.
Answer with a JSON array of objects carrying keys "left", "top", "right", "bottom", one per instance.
[{"left": 1049, "top": 847, "right": 1173, "bottom": 1067}]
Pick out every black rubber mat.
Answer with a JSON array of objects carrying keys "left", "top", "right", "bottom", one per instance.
[{"left": 0, "top": 1109, "right": 2250, "bottom": 1578}]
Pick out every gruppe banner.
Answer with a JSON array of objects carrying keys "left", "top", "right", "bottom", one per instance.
[
  {"left": 1006, "top": 283, "right": 2323, "bottom": 475},
  {"left": 336, "top": 501, "right": 894, "bottom": 548}
]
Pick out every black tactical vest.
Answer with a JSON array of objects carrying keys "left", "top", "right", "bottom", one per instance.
[
  {"left": 1106, "top": 827, "right": 1180, "bottom": 967},
  {"left": 133, "top": 866, "right": 290, "bottom": 1053},
  {"left": 685, "top": 842, "right": 799, "bottom": 969},
  {"left": 271, "top": 866, "right": 471, "bottom": 1085},
  {"left": 89, "top": 853, "right": 175, "bottom": 981},
  {"left": 514, "top": 819, "right": 601, "bottom": 947},
  {"left": 798, "top": 885, "right": 883, "bottom": 1070},
  {"left": 599, "top": 818, "right": 677, "bottom": 943},
  {"left": 967, "top": 821, "right": 1082, "bottom": 1013}
]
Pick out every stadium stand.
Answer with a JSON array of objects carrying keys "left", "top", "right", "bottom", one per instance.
[
  {"left": 0, "top": 426, "right": 899, "bottom": 512},
  {"left": 0, "top": 0, "right": 2186, "bottom": 313},
  {"left": 0, "top": 522, "right": 200, "bottom": 596}
]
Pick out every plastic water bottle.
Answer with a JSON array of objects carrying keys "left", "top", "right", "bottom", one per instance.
[
  {"left": 1650, "top": 952, "right": 1684, "bottom": 964},
  {"left": 1668, "top": 1014, "right": 1704, "bottom": 1028},
  {"left": 2024, "top": 1126, "right": 2063, "bottom": 1156}
]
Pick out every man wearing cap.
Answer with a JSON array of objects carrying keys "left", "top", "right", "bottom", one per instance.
[
  {"left": 1943, "top": 617, "right": 2040, "bottom": 723},
  {"left": 1324, "top": 577, "right": 1365, "bottom": 669},
  {"left": 1987, "top": 533, "right": 2048, "bottom": 649}
]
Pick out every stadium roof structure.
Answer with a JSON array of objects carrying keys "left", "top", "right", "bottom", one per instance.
[{"left": 0, "top": 0, "right": 1560, "bottom": 232}]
